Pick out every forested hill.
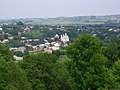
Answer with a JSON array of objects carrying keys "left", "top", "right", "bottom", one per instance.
[{"left": 0, "top": 14, "right": 120, "bottom": 25}]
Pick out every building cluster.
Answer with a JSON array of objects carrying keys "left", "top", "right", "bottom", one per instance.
[
  {"left": 20, "top": 33, "right": 69, "bottom": 53},
  {"left": 9, "top": 33, "right": 69, "bottom": 61},
  {"left": 0, "top": 26, "right": 32, "bottom": 44},
  {"left": 1, "top": 23, "right": 120, "bottom": 62},
  {"left": 0, "top": 27, "right": 12, "bottom": 44},
  {"left": 91, "top": 28, "right": 120, "bottom": 38}
]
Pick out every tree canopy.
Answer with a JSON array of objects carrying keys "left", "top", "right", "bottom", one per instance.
[
  {"left": 66, "top": 34, "right": 115, "bottom": 89},
  {"left": 20, "top": 53, "right": 59, "bottom": 90}
]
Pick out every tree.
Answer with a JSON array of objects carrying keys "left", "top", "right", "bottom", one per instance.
[
  {"left": 0, "top": 58, "right": 32, "bottom": 90},
  {"left": 0, "top": 45, "right": 13, "bottom": 61},
  {"left": 53, "top": 55, "right": 73, "bottom": 90},
  {"left": 20, "top": 53, "right": 59, "bottom": 90},
  {"left": 66, "top": 34, "right": 115, "bottom": 89},
  {"left": 104, "top": 43, "right": 119, "bottom": 68},
  {"left": 112, "top": 59, "right": 120, "bottom": 89},
  {"left": 0, "top": 46, "right": 31, "bottom": 90},
  {"left": 16, "top": 21, "right": 24, "bottom": 26}
]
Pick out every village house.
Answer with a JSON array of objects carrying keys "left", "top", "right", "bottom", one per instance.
[
  {"left": 21, "top": 37, "right": 27, "bottom": 40},
  {"left": 16, "top": 47, "right": 26, "bottom": 53},
  {"left": 54, "top": 34, "right": 59, "bottom": 39},
  {"left": 8, "top": 36, "right": 14, "bottom": 40},
  {"left": 13, "top": 55, "right": 23, "bottom": 62},
  {"left": 0, "top": 27, "right": 3, "bottom": 31},
  {"left": 33, "top": 39, "right": 39, "bottom": 42},
  {"left": 1, "top": 39, "right": 9, "bottom": 44},
  {"left": 23, "top": 26, "right": 31, "bottom": 32},
  {"left": 44, "top": 48, "right": 52, "bottom": 53},
  {"left": 51, "top": 43, "right": 60, "bottom": 50},
  {"left": 9, "top": 47, "right": 18, "bottom": 51}
]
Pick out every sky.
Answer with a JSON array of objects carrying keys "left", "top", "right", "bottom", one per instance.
[{"left": 0, "top": 0, "right": 120, "bottom": 19}]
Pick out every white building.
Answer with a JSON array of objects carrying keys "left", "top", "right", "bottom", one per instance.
[
  {"left": 0, "top": 27, "right": 3, "bottom": 31},
  {"left": 8, "top": 36, "right": 14, "bottom": 40},
  {"left": 24, "top": 27, "right": 31, "bottom": 32},
  {"left": 54, "top": 34, "right": 59, "bottom": 38},
  {"left": 13, "top": 55, "right": 23, "bottom": 61},
  {"left": 2, "top": 39, "right": 9, "bottom": 44},
  {"left": 17, "top": 47, "right": 26, "bottom": 53},
  {"left": 21, "top": 37, "right": 27, "bottom": 40},
  {"left": 60, "top": 33, "right": 69, "bottom": 43},
  {"left": 52, "top": 43, "right": 60, "bottom": 50},
  {"left": 44, "top": 48, "right": 52, "bottom": 53},
  {"left": 9, "top": 47, "right": 18, "bottom": 51},
  {"left": 33, "top": 39, "right": 39, "bottom": 41}
]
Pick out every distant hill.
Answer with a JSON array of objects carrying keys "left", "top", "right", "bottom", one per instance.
[{"left": 0, "top": 14, "right": 120, "bottom": 25}]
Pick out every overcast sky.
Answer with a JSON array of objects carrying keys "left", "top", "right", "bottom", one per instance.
[{"left": 0, "top": 0, "right": 120, "bottom": 19}]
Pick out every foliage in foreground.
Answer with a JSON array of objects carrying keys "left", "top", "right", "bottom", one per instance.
[
  {"left": 0, "top": 53, "right": 31, "bottom": 90},
  {"left": 66, "top": 34, "right": 117, "bottom": 89},
  {"left": 0, "top": 34, "right": 120, "bottom": 90}
]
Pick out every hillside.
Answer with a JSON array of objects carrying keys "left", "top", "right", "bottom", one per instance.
[{"left": 0, "top": 14, "right": 120, "bottom": 25}]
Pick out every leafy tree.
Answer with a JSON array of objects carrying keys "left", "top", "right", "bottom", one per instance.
[
  {"left": 66, "top": 34, "right": 115, "bottom": 89},
  {"left": 104, "top": 39, "right": 120, "bottom": 68},
  {"left": 104, "top": 43, "right": 119, "bottom": 68},
  {"left": 0, "top": 58, "right": 31, "bottom": 90},
  {"left": 53, "top": 50, "right": 67, "bottom": 57},
  {"left": 0, "top": 46, "right": 31, "bottom": 90},
  {"left": 14, "top": 51, "right": 24, "bottom": 57},
  {"left": 20, "top": 53, "right": 59, "bottom": 90},
  {"left": 0, "top": 46, "right": 13, "bottom": 61},
  {"left": 115, "top": 39, "right": 120, "bottom": 59},
  {"left": 53, "top": 55, "right": 73, "bottom": 90},
  {"left": 112, "top": 59, "right": 120, "bottom": 89},
  {"left": 16, "top": 21, "right": 24, "bottom": 26}
]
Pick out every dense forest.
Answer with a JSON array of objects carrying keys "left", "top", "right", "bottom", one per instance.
[{"left": 0, "top": 34, "right": 120, "bottom": 90}]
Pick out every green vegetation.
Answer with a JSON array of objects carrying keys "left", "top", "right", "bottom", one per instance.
[
  {"left": 23, "top": 30, "right": 44, "bottom": 39},
  {"left": 66, "top": 35, "right": 115, "bottom": 89},
  {"left": 1, "top": 22, "right": 120, "bottom": 49},
  {"left": 0, "top": 46, "right": 31, "bottom": 90},
  {"left": 0, "top": 34, "right": 120, "bottom": 90},
  {"left": 20, "top": 53, "right": 59, "bottom": 90}
]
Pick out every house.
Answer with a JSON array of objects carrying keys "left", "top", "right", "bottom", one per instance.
[
  {"left": 33, "top": 39, "right": 39, "bottom": 41},
  {"left": 26, "top": 44, "right": 32, "bottom": 47},
  {"left": 17, "top": 47, "right": 26, "bottom": 53},
  {"left": 8, "top": 36, "right": 14, "bottom": 40},
  {"left": 54, "top": 34, "right": 59, "bottom": 39},
  {"left": 9, "top": 47, "right": 18, "bottom": 51},
  {"left": 38, "top": 44, "right": 45, "bottom": 50},
  {"left": 50, "top": 42, "right": 56, "bottom": 46},
  {"left": 52, "top": 43, "right": 60, "bottom": 50},
  {"left": 21, "top": 37, "right": 27, "bottom": 40},
  {"left": 13, "top": 55, "right": 23, "bottom": 61},
  {"left": 45, "top": 42, "right": 50, "bottom": 47},
  {"left": 44, "top": 48, "right": 52, "bottom": 53},
  {"left": 32, "top": 46, "right": 38, "bottom": 50},
  {"left": 23, "top": 27, "right": 31, "bottom": 32},
  {"left": 21, "top": 40, "right": 25, "bottom": 43},
  {"left": 49, "top": 28, "right": 53, "bottom": 31},
  {"left": 28, "top": 39, "right": 32, "bottom": 42},
  {"left": 109, "top": 28, "right": 113, "bottom": 31},
  {"left": 0, "top": 27, "right": 3, "bottom": 31},
  {"left": 50, "top": 38, "right": 54, "bottom": 40},
  {"left": 1, "top": 39, "right": 9, "bottom": 44}
]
